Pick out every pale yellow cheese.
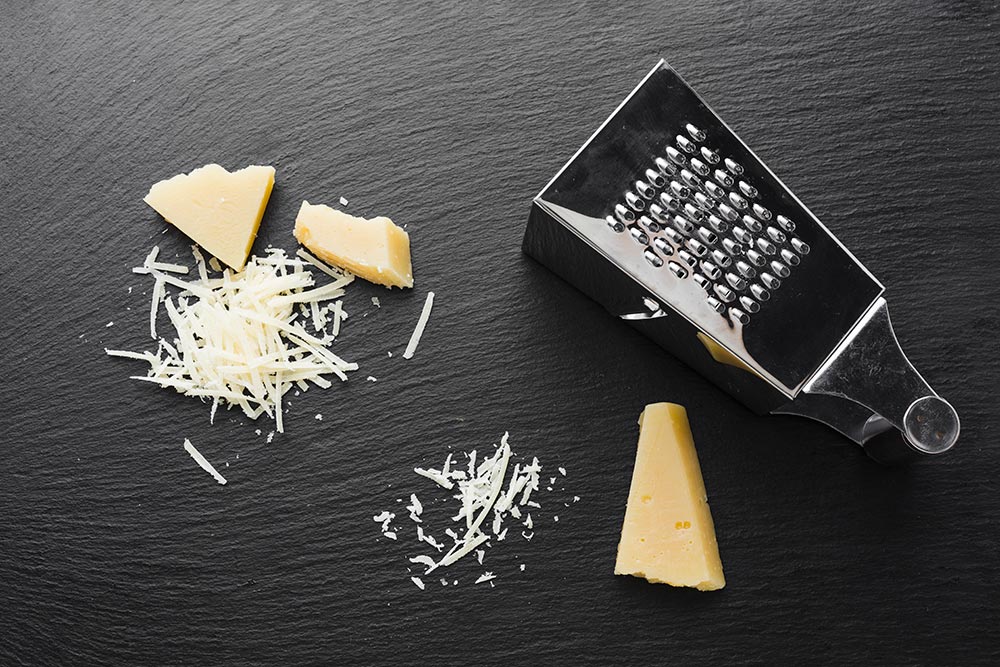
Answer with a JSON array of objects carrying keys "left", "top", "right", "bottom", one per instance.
[
  {"left": 293, "top": 201, "right": 413, "bottom": 289},
  {"left": 615, "top": 403, "right": 725, "bottom": 590},
  {"left": 143, "top": 164, "right": 275, "bottom": 271}
]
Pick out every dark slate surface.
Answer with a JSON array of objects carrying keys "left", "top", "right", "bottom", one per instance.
[{"left": 2, "top": 1, "right": 998, "bottom": 664}]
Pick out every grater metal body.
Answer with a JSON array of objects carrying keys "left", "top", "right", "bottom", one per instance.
[{"left": 523, "top": 61, "right": 958, "bottom": 462}]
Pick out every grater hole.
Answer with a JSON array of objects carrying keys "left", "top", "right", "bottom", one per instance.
[
  {"left": 708, "top": 215, "right": 729, "bottom": 234},
  {"left": 678, "top": 250, "right": 697, "bottom": 267},
  {"left": 644, "top": 248, "right": 663, "bottom": 267},
  {"left": 666, "top": 146, "right": 687, "bottom": 166},
  {"left": 724, "top": 157, "right": 744, "bottom": 175},
  {"left": 711, "top": 249, "right": 731, "bottom": 267},
  {"left": 690, "top": 158, "right": 710, "bottom": 176},
  {"left": 766, "top": 226, "right": 787, "bottom": 244},
  {"left": 737, "top": 261, "right": 757, "bottom": 279},
  {"left": 676, "top": 135, "right": 697, "bottom": 153},
  {"left": 742, "top": 214, "right": 763, "bottom": 233},
  {"left": 729, "top": 308, "right": 750, "bottom": 325},
  {"left": 606, "top": 215, "right": 625, "bottom": 233},
  {"left": 625, "top": 191, "right": 646, "bottom": 211},
  {"left": 700, "top": 260, "right": 721, "bottom": 280},
  {"left": 669, "top": 181, "right": 691, "bottom": 198},
  {"left": 638, "top": 215, "right": 661, "bottom": 233},
  {"left": 760, "top": 272, "right": 781, "bottom": 289},
  {"left": 700, "top": 146, "right": 721, "bottom": 164},
  {"left": 686, "top": 238, "right": 709, "bottom": 257},
  {"left": 664, "top": 227, "right": 685, "bottom": 245},
  {"left": 655, "top": 156, "right": 676, "bottom": 175},
  {"left": 777, "top": 215, "right": 796, "bottom": 232},
  {"left": 714, "top": 284, "right": 737, "bottom": 302},
  {"left": 645, "top": 168, "right": 666, "bottom": 188},
  {"left": 685, "top": 123, "right": 706, "bottom": 142},
  {"left": 717, "top": 203, "right": 739, "bottom": 222},
  {"left": 791, "top": 238, "right": 810, "bottom": 255},
  {"left": 697, "top": 227, "right": 718, "bottom": 245},
  {"left": 728, "top": 192, "right": 749, "bottom": 209},
  {"left": 705, "top": 181, "right": 726, "bottom": 199},
  {"left": 738, "top": 181, "right": 758, "bottom": 198},
  {"left": 780, "top": 248, "right": 800, "bottom": 266},
  {"left": 755, "top": 238, "right": 777, "bottom": 255},
  {"left": 739, "top": 296, "right": 760, "bottom": 313},
  {"left": 713, "top": 169, "right": 735, "bottom": 188},
  {"left": 693, "top": 274, "right": 711, "bottom": 291},
  {"left": 725, "top": 272, "right": 747, "bottom": 291},
  {"left": 750, "top": 284, "right": 770, "bottom": 301},
  {"left": 629, "top": 226, "right": 649, "bottom": 245},
  {"left": 660, "top": 191, "right": 682, "bottom": 211},
  {"left": 694, "top": 192, "right": 713, "bottom": 210},
  {"left": 752, "top": 203, "right": 772, "bottom": 220},
  {"left": 653, "top": 237, "right": 674, "bottom": 256},
  {"left": 723, "top": 239, "right": 744, "bottom": 257},
  {"left": 680, "top": 169, "right": 702, "bottom": 189},
  {"left": 683, "top": 203, "right": 704, "bottom": 221},
  {"left": 673, "top": 214, "right": 695, "bottom": 234},
  {"left": 635, "top": 180, "right": 656, "bottom": 199},
  {"left": 614, "top": 203, "right": 635, "bottom": 223},
  {"left": 667, "top": 261, "right": 688, "bottom": 278},
  {"left": 706, "top": 297, "right": 726, "bottom": 313},
  {"left": 746, "top": 249, "right": 766, "bottom": 266},
  {"left": 769, "top": 260, "right": 790, "bottom": 278}
]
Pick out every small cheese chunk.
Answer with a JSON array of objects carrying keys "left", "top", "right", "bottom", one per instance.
[
  {"left": 615, "top": 403, "right": 725, "bottom": 591},
  {"left": 143, "top": 164, "right": 275, "bottom": 270},
  {"left": 293, "top": 201, "right": 413, "bottom": 288}
]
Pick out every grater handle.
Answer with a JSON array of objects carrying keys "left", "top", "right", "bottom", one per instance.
[{"left": 802, "top": 298, "right": 959, "bottom": 463}]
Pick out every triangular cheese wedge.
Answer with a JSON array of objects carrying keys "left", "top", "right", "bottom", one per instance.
[
  {"left": 615, "top": 403, "right": 726, "bottom": 590},
  {"left": 293, "top": 201, "right": 413, "bottom": 288},
  {"left": 143, "top": 164, "right": 275, "bottom": 270}
]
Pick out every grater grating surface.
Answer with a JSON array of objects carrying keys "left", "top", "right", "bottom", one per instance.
[{"left": 523, "top": 60, "right": 958, "bottom": 462}]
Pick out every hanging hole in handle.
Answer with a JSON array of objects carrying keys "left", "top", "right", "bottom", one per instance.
[{"left": 903, "top": 396, "right": 959, "bottom": 454}]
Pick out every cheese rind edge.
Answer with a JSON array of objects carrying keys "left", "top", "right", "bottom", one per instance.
[
  {"left": 293, "top": 201, "right": 413, "bottom": 289},
  {"left": 614, "top": 402, "right": 725, "bottom": 591}
]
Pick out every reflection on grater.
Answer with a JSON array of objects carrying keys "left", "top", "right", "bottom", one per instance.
[{"left": 523, "top": 60, "right": 959, "bottom": 463}]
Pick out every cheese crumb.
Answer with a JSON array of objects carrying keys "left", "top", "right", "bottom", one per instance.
[
  {"left": 339, "top": 196, "right": 349, "bottom": 206},
  {"left": 403, "top": 292, "right": 434, "bottom": 359},
  {"left": 410, "top": 576, "right": 425, "bottom": 590},
  {"left": 183, "top": 438, "right": 227, "bottom": 485}
]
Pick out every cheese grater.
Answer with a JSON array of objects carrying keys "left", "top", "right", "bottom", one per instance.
[{"left": 522, "top": 60, "right": 959, "bottom": 463}]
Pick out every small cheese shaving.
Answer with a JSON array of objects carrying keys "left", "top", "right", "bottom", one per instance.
[
  {"left": 403, "top": 292, "right": 434, "bottom": 359},
  {"left": 339, "top": 196, "right": 349, "bottom": 206},
  {"left": 371, "top": 296, "right": 381, "bottom": 308},
  {"left": 475, "top": 572, "right": 496, "bottom": 584},
  {"left": 406, "top": 494, "right": 423, "bottom": 523},
  {"left": 411, "top": 576, "right": 425, "bottom": 590},
  {"left": 377, "top": 433, "right": 570, "bottom": 586},
  {"left": 183, "top": 438, "right": 227, "bottom": 485}
]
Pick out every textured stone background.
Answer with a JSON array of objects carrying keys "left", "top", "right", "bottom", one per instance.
[{"left": 2, "top": 1, "right": 998, "bottom": 664}]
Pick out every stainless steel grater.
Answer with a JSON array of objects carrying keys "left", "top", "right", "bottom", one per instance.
[{"left": 522, "top": 60, "right": 959, "bottom": 463}]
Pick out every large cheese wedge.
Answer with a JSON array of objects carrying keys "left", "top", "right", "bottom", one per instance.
[
  {"left": 293, "top": 201, "right": 413, "bottom": 288},
  {"left": 615, "top": 403, "right": 725, "bottom": 590},
  {"left": 143, "top": 164, "right": 275, "bottom": 271}
]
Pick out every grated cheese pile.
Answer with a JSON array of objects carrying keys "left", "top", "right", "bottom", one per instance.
[
  {"left": 375, "top": 432, "right": 574, "bottom": 588},
  {"left": 106, "top": 245, "right": 357, "bottom": 431}
]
